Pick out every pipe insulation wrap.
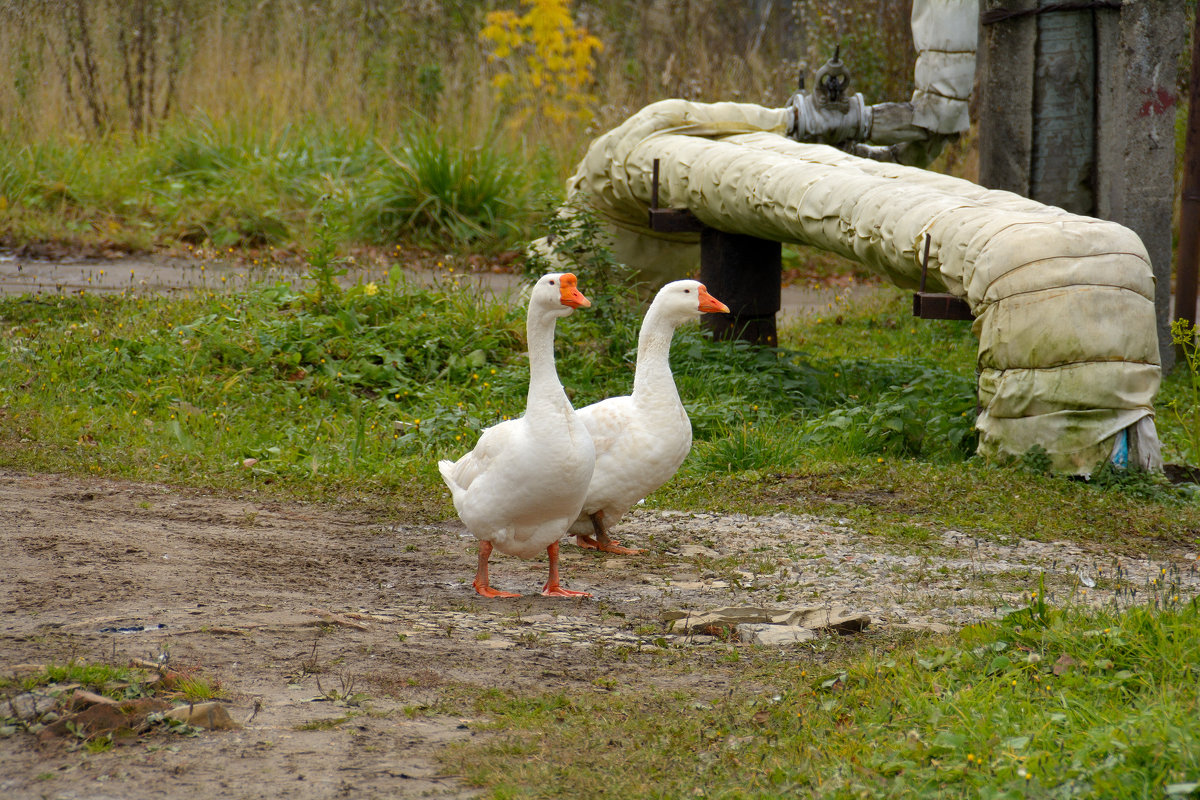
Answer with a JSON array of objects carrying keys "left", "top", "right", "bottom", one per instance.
[
  {"left": 910, "top": 0, "right": 978, "bottom": 134},
  {"left": 561, "top": 99, "right": 1161, "bottom": 474}
]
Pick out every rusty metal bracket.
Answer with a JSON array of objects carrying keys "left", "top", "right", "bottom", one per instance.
[{"left": 912, "top": 234, "right": 975, "bottom": 320}]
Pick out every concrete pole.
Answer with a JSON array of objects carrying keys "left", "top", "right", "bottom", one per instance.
[
  {"left": 978, "top": 0, "right": 1037, "bottom": 196},
  {"left": 1095, "top": 0, "right": 1186, "bottom": 371},
  {"left": 1030, "top": 1, "right": 1095, "bottom": 213}
]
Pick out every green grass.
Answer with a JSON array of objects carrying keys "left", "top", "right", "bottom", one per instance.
[
  {"left": 0, "top": 259, "right": 1196, "bottom": 529},
  {"left": 173, "top": 675, "right": 225, "bottom": 703},
  {"left": 360, "top": 124, "right": 535, "bottom": 248},
  {"left": 449, "top": 596, "right": 1200, "bottom": 799},
  {"left": 0, "top": 114, "right": 551, "bottom": 255},
  {"left": 16, "top": 662, "right": 144, "bottom": 695},
  {"left": 0, "top": 660, "right": 222, "bottom": 703}
]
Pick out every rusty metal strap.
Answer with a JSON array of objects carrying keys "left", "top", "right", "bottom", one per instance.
[{"left": 982, "top": 1, "right": 1121, "bottom": 25}]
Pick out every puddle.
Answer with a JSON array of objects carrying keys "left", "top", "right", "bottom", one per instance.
[{"left": 98, "top": 623, "right": 169, "bottom": 634}]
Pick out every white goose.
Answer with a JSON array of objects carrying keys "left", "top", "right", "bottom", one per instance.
[
  {"left": 570, "top": 279, "right": 729, "bottom": 554},
  {"left": 439, "top": 273, "right": 595, "bottom": 598}
]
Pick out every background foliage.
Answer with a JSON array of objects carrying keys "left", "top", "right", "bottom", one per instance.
[{"left": 0, "top": 0, "right": 931, "bottom": 253}]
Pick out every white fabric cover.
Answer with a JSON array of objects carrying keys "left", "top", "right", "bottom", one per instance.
[
  {"left": 560, "top": 99, "right": 1162, "bottom": 473},
  {"left": 910, "top": 0, "right": 978, "bottom": 133}
]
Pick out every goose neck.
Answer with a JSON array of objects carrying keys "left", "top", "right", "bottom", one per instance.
[
  {"left": 632, "top": 307, "right": 679, "bottom": 399},
  {"left": 526, "top": 307, "right": 564, "bottom": 401}
]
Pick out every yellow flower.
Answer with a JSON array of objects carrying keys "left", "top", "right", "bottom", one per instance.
[{"left": 365, "top": 282, "right": 379, "bottom": 296}]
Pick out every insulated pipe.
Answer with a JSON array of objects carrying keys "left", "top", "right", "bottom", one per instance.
[{"left": 561, "top": 99, "right": 1162, "bottom": 475}]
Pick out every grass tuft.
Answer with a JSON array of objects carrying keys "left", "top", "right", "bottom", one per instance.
[{"left": 360, "top": 125, "right": 533, "bottom": 250}]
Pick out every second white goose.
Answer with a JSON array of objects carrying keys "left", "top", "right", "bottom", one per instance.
[{"left": 569, "top": 279, "right": 729, "bottom": 554}]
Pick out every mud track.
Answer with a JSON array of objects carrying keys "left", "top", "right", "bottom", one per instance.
[{"left": 2, "top": 469, "right": 1197, "bottom": 799}]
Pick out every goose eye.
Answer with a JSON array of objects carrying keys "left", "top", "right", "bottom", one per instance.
[
  {"left": 548, "top": 280, "right": 556, "bottom": 285},
  {"left": 684, "top": 288, "right": 691, "bottom": 293}
]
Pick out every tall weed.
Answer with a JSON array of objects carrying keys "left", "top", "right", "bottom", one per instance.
[{"left": 360, "top": 125, "right": 533, "bottom": 249}]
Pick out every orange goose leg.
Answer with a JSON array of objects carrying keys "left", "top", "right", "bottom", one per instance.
[
  {"left": 541, "top": 541, "right": 591, "bottom": 597},
  {"left": 574, "top": 511, "right": 645, "bottom": 555},
  {"left": 473, "top": 541, "right": 521, "bottom": 598}
]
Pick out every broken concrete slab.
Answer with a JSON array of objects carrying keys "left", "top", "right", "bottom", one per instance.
[
  {"left": 37, "top": 698, "right": 171, "bottom": 744},
  {"left": 736, "top": 624, "right": 817, "bottom": 646},
  {"left": 4, "top": 692, "right": 58, "bottom": 721},
  {"left": 664, "top": 605, "right": 871, "bottom": 637}
]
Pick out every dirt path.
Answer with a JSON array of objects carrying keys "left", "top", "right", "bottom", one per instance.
[
  {"left": 2, "top": 469, "right": 1197, "bottom": 799},
  {"left": 0, "top": 251, "right": 892, "bottom": 318}
]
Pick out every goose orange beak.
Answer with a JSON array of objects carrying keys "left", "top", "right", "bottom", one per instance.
[
  {"left": 697, "top": 284, "right": 729, "bottom": 314},
  {"left": 558, "top": 273, "right": 591, "bottom": 309}
]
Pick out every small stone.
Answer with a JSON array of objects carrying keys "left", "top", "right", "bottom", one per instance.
[
  {"left": 475, "top": 638, "right": 515, "bottom": 650},
  {"left": 679, "top": 544, "right": 721, "bottom": 559},
  {"left": 68, "top": 689, "right": 118, "bottom": 710},
  {"left": 666, "top": 605, "right": 870, "bottom": 635},
  {"left": 6, "top": 692, "right": 58, "bottom": 721},
  {"left": 669, "top": 581, "right": 705, "bottom": 590}
]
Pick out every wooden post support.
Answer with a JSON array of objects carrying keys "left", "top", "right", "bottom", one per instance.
[{"left": 699, "top": 229, "right": 782, "bottom": 347}]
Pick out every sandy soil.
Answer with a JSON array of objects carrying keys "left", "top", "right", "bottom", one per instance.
[{"left": 3, "top": 468, "right": 1198, "bottom": 800}]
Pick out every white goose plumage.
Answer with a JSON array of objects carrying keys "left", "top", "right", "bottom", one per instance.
[
  {"left": 438, "top": 273, "right": 595, "bottom": 598},
  {"left": 570, "top": 279, "right": 729, "bottom": 554}
]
